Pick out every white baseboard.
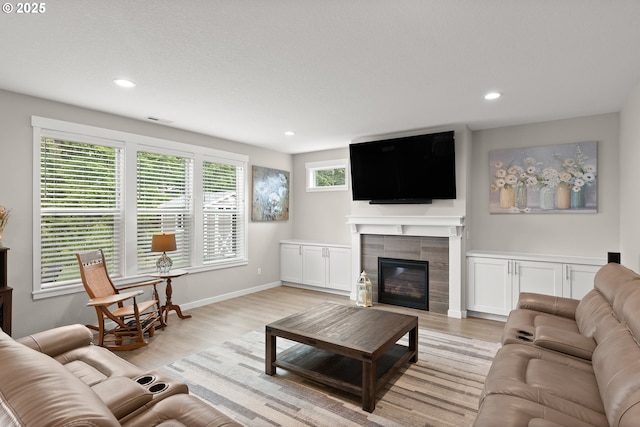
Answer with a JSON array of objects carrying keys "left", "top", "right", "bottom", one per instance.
[
  {"left": 467, "top": 310, "right": 508, "bottom": 322},
  {"left": 177, "top": 281, "right": 282, "bottom": 312}
]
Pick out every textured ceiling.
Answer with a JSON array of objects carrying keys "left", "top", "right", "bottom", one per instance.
[{"left": 1, "top": 1, "right": 640, "bottom": 153}]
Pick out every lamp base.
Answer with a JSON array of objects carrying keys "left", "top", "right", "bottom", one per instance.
[{"left": 156, "top": 252, "right": 173, "bottom": 273}]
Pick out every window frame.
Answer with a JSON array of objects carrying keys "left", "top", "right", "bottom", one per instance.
[
  {"left": 32, "top": 116, "right": 249, "bottom": 300},
  {"left": 305, "top": 159, "right": 349, "bottom": 192}
]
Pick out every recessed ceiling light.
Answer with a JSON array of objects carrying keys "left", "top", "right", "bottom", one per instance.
[
  {"left": 113, "top": 78, "right": 136, "bottom": 88},
  {"left": 484, "top": 92, "right": 501, "bottom": 100},
  {"left": 284, "top": 131, "right": 296, "bottom": 136}
]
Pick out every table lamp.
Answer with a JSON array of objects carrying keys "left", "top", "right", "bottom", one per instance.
[{"left": 151, "top": 232, "right": 176, "bottom": 273}]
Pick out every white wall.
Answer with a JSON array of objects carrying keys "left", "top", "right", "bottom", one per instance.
[
  {"left": 619, "top": 82, "right": 640, "bottom": 271},
  {"left": 291, "top": 148, "right": 351, "bottom": 245},
  {"left": 0, "top": 89, "right": 293, "bottom": 337},
  {"left": 468, "top": 113, "right": 620, "bottom": 258}
]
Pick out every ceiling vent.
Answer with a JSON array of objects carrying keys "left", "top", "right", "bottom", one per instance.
[{"left": 145, "top": 116, "right": 174, "bottom": 124}]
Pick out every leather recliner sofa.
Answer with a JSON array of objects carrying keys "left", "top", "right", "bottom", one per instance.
[
  {"left": 0, "top": 323, "right": 241, "bottom": 426},
  {"left": 474, "top": 262, "right": 640, "bottom": 427}
]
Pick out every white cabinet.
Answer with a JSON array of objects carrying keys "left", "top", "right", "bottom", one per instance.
[
  {"left": 466, "top": 251, "right": 605, "bottom": 316},
  {"left": 563, "top": 263, "right": 602, "bottom": 300},
  {"left": 280, "top": 243, "right": 303, "bottom": 283},
  {"left": 280, "top": 241, "right": 352, "bottom": 292}
]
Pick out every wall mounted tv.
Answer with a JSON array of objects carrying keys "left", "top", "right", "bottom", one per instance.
[{"left": 349, "top": 130, "right": 456, "bottom": 204}]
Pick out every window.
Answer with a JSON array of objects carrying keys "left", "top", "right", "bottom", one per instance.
[
  {"left": 33, "top": 116, "right": 248, "bottom": 299},
  {"left": 39, "top": 135, "right": 124, "bottom": 289},
  {"left": 305, "top": 159, "right": 348, "bottom": 192},
  {"left": 136, "top": 151, "right": 193, "bottom": 271},
  {"left": 202, "top": 160, "right": 245, "bottom": 264}
]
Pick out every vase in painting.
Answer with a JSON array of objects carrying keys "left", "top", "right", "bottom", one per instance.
[
  {"left": 556, "top": 183, "right": 571, "bottom": 209},
  {"left": 571, "top": 187, "right": 586, "bottom": 209},
  {"left": 539, "top": 186, "right": 556, "bottom": 210},
  {"left": 499, "top": 186, "right": 515, "bottom": 208},
  {"left": 515, "top": 185, "right": 527, "bottom": 209}
]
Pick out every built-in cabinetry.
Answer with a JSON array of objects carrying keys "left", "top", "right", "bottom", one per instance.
[
  {"left": 280, "top": 241, "right": 352, "bottom": 293},
  {"left": 466, "top": 251, "right": 605, "bottom": 317}
]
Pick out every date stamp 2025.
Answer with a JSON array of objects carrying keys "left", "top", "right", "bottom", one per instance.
[{"left": 2, "top": 3, "right": 46, "bottom": 14}]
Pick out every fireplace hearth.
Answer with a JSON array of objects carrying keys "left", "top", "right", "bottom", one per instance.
[{"left": 378, "top": 257, "right": 429, "bottom": 310}]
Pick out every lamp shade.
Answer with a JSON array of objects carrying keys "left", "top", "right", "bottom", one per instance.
[{"left": 151, "top": 233, "right": 177, "bottom": 252}]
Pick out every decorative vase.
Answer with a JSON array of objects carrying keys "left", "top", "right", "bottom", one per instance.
[
  {"left": 539, "top": 186, "right": 556, "bottom": 210},
  {"left": 515, "top": 185, "right": 527, "bottom": 209},
  {"left": 499, "top": 186, "right": 515, "bottom": 208},
  {"left": 571, "top": 187, "right": 585, "bottom": 209},
  {"left": 556, "top": 183, "right": 571, "bottom": 209}
]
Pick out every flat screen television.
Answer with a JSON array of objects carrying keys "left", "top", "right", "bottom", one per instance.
[{"left": 349, "top": 130, "right": 456, "bottom": 204}]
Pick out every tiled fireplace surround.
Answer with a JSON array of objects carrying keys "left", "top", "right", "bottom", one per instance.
[{"left": 347, "top": 216, "right": 466, "bottom": 318}]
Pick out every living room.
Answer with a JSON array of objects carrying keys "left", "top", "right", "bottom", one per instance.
[{"left": 1, "top": 2, "right": 640, "bottom": 425}]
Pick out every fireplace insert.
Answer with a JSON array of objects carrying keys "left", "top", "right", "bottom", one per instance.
[{"left": 378, "top": 257, "right": 429, "bottom": 310}]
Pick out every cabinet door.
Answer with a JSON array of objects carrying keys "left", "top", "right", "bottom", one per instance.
[
  {"left": 302, "top": 246, "right": 326, "bottom": 287},
  {"left": 280, "top": 244, "right": 303, "bottom": 283},
  {"left": 467, "top": 257, "right": 512, "bottom": 316},
  {"left": 513, "top": 260, "right": 563, "bottom": 306},
  {"left": 563, "top": 264, "right": 600, "bottom": 299},
  {"left": 326, "top": 247, "right": 352, "bottom": 291}
]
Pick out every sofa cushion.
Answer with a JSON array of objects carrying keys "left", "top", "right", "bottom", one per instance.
[
  {"left": 473, "top": 394, "right": 607, "bottom": 427},
  {"left": 56, "top": 345, "right": 144, "bottom": 386},
  {"left": 482, "top": 345, "right": 605, "bottom": 426},
  {"left": 0, "top": 329, "right": 119, "bottom": 426},
  {"left": 122, "top": 393, "right": 242, "bottom": 427},
  {"left": 591, "top": 323, "right": 640, "bottom": 427}
]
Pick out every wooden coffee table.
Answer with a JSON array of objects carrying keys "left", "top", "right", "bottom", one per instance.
[{"left": 265, "top": 302, "right": 418, "bottom": 412}]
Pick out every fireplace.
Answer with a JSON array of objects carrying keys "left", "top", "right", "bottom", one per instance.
[{"left": 378, "top": 257, "right": 429, "bottom": 310}]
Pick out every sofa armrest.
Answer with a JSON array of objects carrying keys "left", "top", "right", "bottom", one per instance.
[
  {"left": 517, "top": 292, "right": 579, "bottom": 319},
  {"left": 92, "top": 377, "right": 153, "bottom": 420},
  {"left": 17, "top": 324, "right": 94, "bottom": 357},
  {"left": 533, "top": 325, "right": 596, "bottom": 360}
]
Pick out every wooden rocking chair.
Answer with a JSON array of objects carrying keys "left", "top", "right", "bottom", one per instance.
[{"left": 76, "top": 249, "right": 163, "bottom": 351}]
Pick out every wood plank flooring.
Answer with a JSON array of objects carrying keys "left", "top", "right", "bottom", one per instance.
[{"left": 117, "top": 285, "right": 504, "bottom": 370}]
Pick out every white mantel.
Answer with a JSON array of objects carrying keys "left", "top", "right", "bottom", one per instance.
[{"left": 347, "top": 215, "right": 467, "bottom": 318}]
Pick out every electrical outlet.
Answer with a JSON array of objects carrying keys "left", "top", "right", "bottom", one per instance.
[{"left": 257, "top": 267, "right": 262, "bottom": 275}]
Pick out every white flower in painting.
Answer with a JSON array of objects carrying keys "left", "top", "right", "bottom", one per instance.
[
  {"left": 584, "top": 165, "right": 597, "bottom": 173},
  {"left": 583, "top": 172, "right": 596, "bottom": 182},
  {"left": 563, "top": 159, "right": 576, "bottom": 167},
  {"left": 507, "top": 167, "right": 519, "bottom": 175},
  {"left": 495, "top": 178, "right": 506, "bottom": 188},
  {"left": 494, "top": 161, "right": 503, "bottom": 168},
  {"left": 490, "top": 183, "right": 499, "bottom": 191},
  {"left": 505, "top": 175, "right": 517, "bottom": 186},
  {"left": 520, "top": 172, "right": 528, "bottom": 180},
  {"left": 496, "top": 169, "right": 507, "bottom": 178},
  {"left": 573, "top": 178, "right": 585, "bottom": 188},
  {"left": 526, "top": 176, "right": 538, "bottom": 186},
  {"left": 526, "top": 166, "right": 537, "bottom": 174},
  {"left": 559, "top": 172, "right": 572, "bottom": 182}
]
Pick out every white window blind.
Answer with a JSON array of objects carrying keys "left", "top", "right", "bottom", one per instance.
[
  {"left": 136, "top": 151, "right": 193, "bottom": 272},
  {"left": 203, "top": 160, "right": 245, "bottom": 264},
  {"left": 33, "top": 116, "right": 249, "bottom": 299},
  {"left": 39, "top": 136, "right": 123, "bottom": 287}
]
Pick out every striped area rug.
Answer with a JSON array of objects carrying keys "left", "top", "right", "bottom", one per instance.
[{"left": 161, "top": 328, "right": 500, "bottom": 427}]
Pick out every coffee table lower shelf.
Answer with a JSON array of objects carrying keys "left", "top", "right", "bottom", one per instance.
[{"left": 272, "top": 342, "right": 414, "bottom": 407}]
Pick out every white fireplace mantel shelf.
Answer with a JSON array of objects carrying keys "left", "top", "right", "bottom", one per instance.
[
  {"left": 346, "top": 215, "right": 465, "bottom": 238},
  {"left": 347, "top": 215, "right": 467, "bottom": 319}
]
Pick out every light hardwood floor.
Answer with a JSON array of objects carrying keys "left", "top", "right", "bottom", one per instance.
[{"left": 117, "top": 285, "right": 505, "bottom": 370}]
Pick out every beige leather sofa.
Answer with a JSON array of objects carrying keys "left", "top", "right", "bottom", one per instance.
[
  {"left": 0, "top": 323, "right": 241, "bottom": 426},
  {"left": 474, "top": 262, "right": 640, "bottom": 427}
]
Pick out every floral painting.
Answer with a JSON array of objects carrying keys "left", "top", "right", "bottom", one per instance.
[
  {"left": 252, "top": 166, "right": 290, "bottom": 221},
  {"left": 489, "top": 141, "right": 597, "bottom": 214}
]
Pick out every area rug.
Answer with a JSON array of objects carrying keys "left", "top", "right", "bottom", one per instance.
[{"left": 160, "top": 328, "right": 500, "bottom": 427}]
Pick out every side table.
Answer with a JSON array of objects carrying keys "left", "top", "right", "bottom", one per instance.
[{"left": 148, "top": 269, "right": 192, "bottom": 323}]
